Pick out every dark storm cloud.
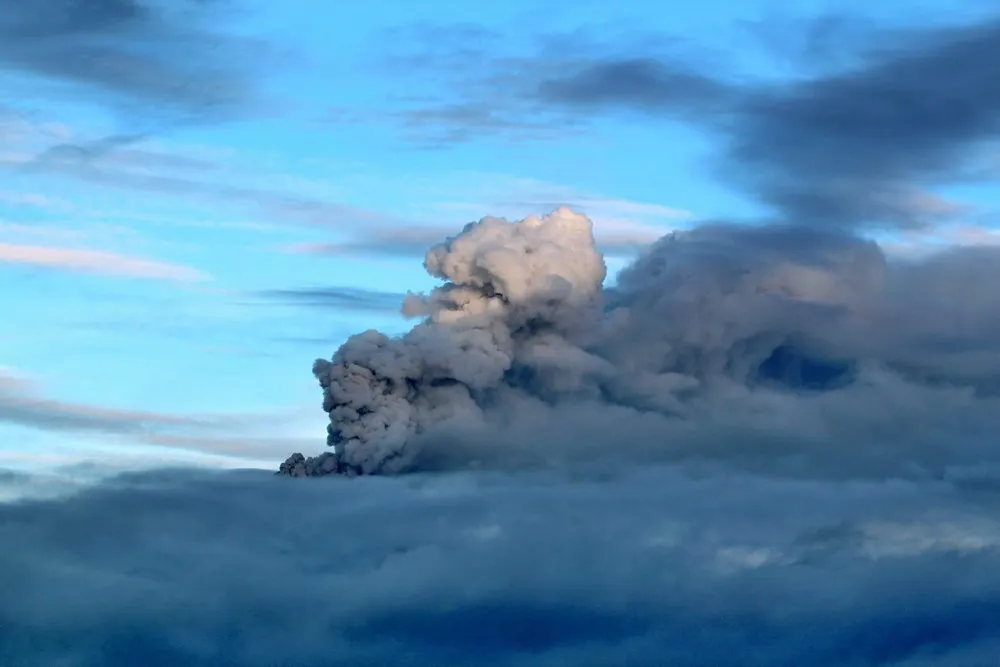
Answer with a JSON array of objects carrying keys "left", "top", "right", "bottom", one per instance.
[
  {"left": 4, "top": 466, "right": 1000, "bottom": 666},
  {"left": 0, "top": 0, "right": 263, "bottom": 120},
  {"left": 391, "top": 16, "right": 1000, "bottom": 229},
  {"left": 536, "top": 17, "right": 1000, "bottom": 228},
  {"left": 543, "top": 17, "right": 1000, "bottom": 228},
  {"left": 722, "top": 17, "right": 1000, "bottom": 228}
]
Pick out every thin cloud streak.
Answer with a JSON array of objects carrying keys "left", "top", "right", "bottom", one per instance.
[
  {"left": 0, "top": 242, "right": 210, "bottom": 281},
  {"left": 285, "top": 231, "right": 665, "bottom": 259},
  {"left": 2, "top": 140, "right": 403, "bottom": 231},
  {"left": 253, "top": 286, "right": 409, "bottom": 315},
  {"left": 0, "top": 371, "right": 216, "bottom": 434},
  {"left": 283, "top": 204, "right": 690, "bottom": 260},
  {"left": 0, "top": 371, "right": 321, "bottom": 463}
]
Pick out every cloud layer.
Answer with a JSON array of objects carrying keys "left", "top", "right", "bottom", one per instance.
[{"left": 5, "top": 465, "right": 1000, "bottom": 665}]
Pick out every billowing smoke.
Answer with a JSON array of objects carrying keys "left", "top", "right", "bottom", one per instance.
[
  {"left": 280, "top": 208, "right": 1000, "bottom": 478},
  {"left": 280, "top": 208, "right": 606, "bottom": 475}
]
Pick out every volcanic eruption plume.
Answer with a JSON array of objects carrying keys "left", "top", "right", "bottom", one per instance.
[{"left": 279, "top": 207, "right": 1000, "bottom": 478}]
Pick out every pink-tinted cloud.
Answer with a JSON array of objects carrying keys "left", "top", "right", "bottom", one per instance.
[{"left": 0, "top": 242, "right": 210, "bottom": 282}]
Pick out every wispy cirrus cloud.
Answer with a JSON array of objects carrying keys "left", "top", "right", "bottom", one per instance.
[
  {"left": 0, "top": 370, "right": 214, "bottom": 434},
  {"left": 284, "top": 227, "right": 452, "bottom": 259},
  {"left": 283, "top": 222, "right": 669, "bottom": 259},
  {"left": 0, "top": 191, "right": 67, "bottom": 209},
  {"left": 252, "top": 286, "right": 408, "bottom": 314},
  {"left": 1, "top": 116, "right": 402, "bottom": 232},
  {"left": 283, "top": 176, "right": 693, "bottom": 260},
  {"left": 284, "top": 224, "right": 671, "bottom": 260},
  {"left": 0, "top": 370, "right": 319, "bottom": 463},
  {"left": 0, "top": 242, "right": 210, "bottom": 281}
]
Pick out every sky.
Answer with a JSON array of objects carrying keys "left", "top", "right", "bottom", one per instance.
[
  {"left": 0, "top": 0, "right": 739, "bottom": 473},
  {"left": 6, "top": 1, "right": 1000, "bottom": 665},
  {"left": 3, "top": 0, "right": 1000, "bottom": 476}
]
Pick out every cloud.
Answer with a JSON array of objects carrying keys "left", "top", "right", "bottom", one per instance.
[
  {"left": 485, "top": 195, "right": 691, "bottom": 224},
  {"left": 1, "top": 118, "right": 404, "bottom": 231},
  {"left": 0, "top": 465, "right": 113, "bottom": 502},
  {"left": 0, "top": 0, "right": 268, "bottom": 122},
  {"left": 22, "top": 132, "right": 155, "bottom": 169},
  {"left": 284, "top": 226, "right": 453, "bottom": 259},
  {"left": 252, "top": 286, "right": 410, "bottom": 315},
  {"left": 286, "top": 228, "right": 663, "bottom": 260},
  {"left": 0, "top": 242, "right": 210, "bottom": 281},
  {"left": 0, "top": 117, "right": 402, "bottom": 231},
  {"left": 0, "top": 371, "right": 313, "bottom": 463},
  {"left": 0, "top": 371, "right": 213, "bottom": 435},
  {"left": 879, "top": 223, "right": 1000, "bottom": 257},
  {"left": 450, "top": 184, "right": 695, "bottom": 255},
  {"left": 0, "top": 191, "right": 68, "bottom": 209},
  {"left": 735, "top": 12, "right": 885, "bottom": 72},
  {"left": 284, "top": 226, "right": 662, "bottom": 259},
  {"left": 536, "top": 56, "right": 735, "bottom": 117},
  {"left": 359, "top": 24, "right": 587, "bottom": 145},
  {"left": 284, "top": 197, "right": 690, "bottom": 262},
  {"left": 710, "top": 16, "right": 1000, "bottom": 229},
  {"left": 391, "top": 102, "right": 584, "bottom": 147},
  {"left": 5, "top": 464, "right": 1000, "bottom": 665},
  {"left": 381, "top": 15, "right": 1000, "bottom": 230}
]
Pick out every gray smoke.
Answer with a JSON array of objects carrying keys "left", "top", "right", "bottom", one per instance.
[{"left": 280, "top": 208, "right": 1000, "bottom": 477}]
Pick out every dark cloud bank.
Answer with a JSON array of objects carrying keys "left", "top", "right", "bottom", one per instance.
[
  {"left": 6, "top": 465, "right": 1000, "bottom": 666},
  {"left": 565, "top": 16, "right": 1000, "bottom": 229},
  {"left": 0, "top": 0, "right": 266, "bottom": 124},
  {"left": 398, "top": 15, "right": 1000, "bottom": 229},
  {"left": 8, "top": 11, "right": 1000, "bottom": 667}
]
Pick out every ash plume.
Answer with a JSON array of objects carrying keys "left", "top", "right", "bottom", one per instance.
[
  {"left": 280, "top": 207, "right": 1000, "bottom": 478},
  {"left": 280, "top": 207, "right": 607, "bottom": 476}
]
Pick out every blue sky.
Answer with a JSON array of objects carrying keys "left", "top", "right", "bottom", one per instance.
[{"left": 2, "top": 0, "right": 998, "bottom": 474}]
